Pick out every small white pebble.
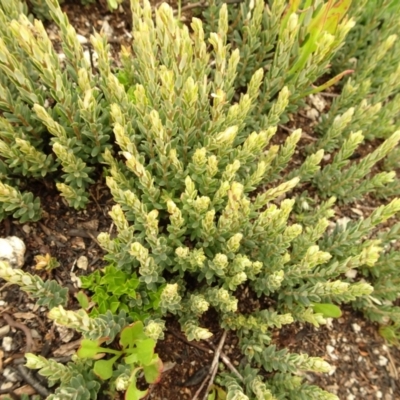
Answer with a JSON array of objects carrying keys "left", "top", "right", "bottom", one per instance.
[
  {"left": 57, "top": 53, "right": 66, "bottom": 62},
  {"left": 2, "top": 336, "right": 13, "bottom": 352},
  {"left": 378, "top": 355, "right": 388, "bottom": 367},
  {"left": 343, "top": 355, "right": 351, "bottom": 362},
  {"left": 326, "top": 345, "right": 338, "bottom": 360},
  {"left": 347, "top": 394, "right": 356, "bottom": 400},
  {"left": 0, "top": 300, "right": 6, "bottom": 306},
  {"left": 3, "top": 367, "right": 19, "bottom": 382},
  {"left": 345, "top": 269, "right": 358, "bottom": 279},
  {"left": 22, "top": 225, "right": 31, "bottom": 234},
  {"left": 76, "top": 34, "right": 88, "bottom": 44},
  {"left": 352, "top": 323, "right": 361, "bottom": 333},
  {"left": 0, "top": 382, "right": 13, "bottom": 390},
  {"left": 325, "top": 318, "right": 333, "bottom": 330},
  {"left": 323, "top": 154, "right": 331, "bottom": 161},
  {"left": 382, "top": 344, "right": 388, "bottom": 352},
  {"left": 330, "top": 337, "right": 336, "bottom": 346},
  {"left": 328, "top": 365, "right": 337, "bottom": 376},
  {"left": 376, "top": 390, "right": 383, "bottom": 399}
]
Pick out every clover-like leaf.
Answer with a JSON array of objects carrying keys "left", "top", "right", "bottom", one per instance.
[
  {"left": 93, "top": 355, "right": 119, "bottom": 380},
  {"left": 143, "top": 354, "right": 163, "bottom": 384},
  {"left": 77, "top": 339, "right": 102, "bottom": 359},
  {"left": 120, "top": 321, "right": 147, "bottom": 349},
  {"left": 136, "top": 338, "right": 156, "bottom": 366}
]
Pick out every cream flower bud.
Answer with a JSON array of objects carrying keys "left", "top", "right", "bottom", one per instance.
[
  {"left": 230, "top": 272, "right": 247, "bottom": 286},
  {"left": 167, "top": 200, "right": 178, "bottom": 214},
  {"left": 268, "top": 270, "right": 284, "bottom": 289},
  {"left": 144, "top": 320, "right": 165, "bottom": 340},
  {"left": 192, "top": 148, "right": 207, "bottom": 167},
  {"left": 193, "top": 327, "right": 213, "bottom": 340},
  {"left": 349, "top": 281, "right": 374, "bottom": 297},
  {"left": 287, "top": 13, "right": 298, "bottom": 34},
  {"left": 115, "top": 374, "right": 130, "bottom": 391},
  {"left": 359, "top": 242, "right": 382, "bottom": 267},
  {"left": 307, "top": 358, "right": 332, "bottom": 373},
  {"left": 215, "top": 126, "right": 238, "bottom": 145},
  {"left": 130, "top": 242, "right": 149, "bottom": 265},
  {"left": 175, "top": 246, "right": 190, "bottom": 259},
  {"left": 213, "top": 254, "right": 229, "bottom": 270},
  {"left": 207, "top": 155, "right": 218, "bottom": 177},
  {"left": 25, "top": 354, "right": 45, "bottom": 369},
  {"left": 190, "top": 294, "right": 210, "bottom": 315},
  {"left": 227, "top": 233, "right": 243, "bottom": 253},
  {"left": 193, "top": 196, "right": 211, "bottom": 213}
]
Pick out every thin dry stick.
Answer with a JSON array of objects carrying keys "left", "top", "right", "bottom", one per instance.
[
  {"left": 201, "top": 359, "right": 221, "bottom": 400},
  {"left": 206, "top": 340, "right": 243, "bottom": 382},
  {"left": 203, "top": 331, "right": 228, "bottom": 398},
  {"left": 2, "top": 313, "right": 34, "bottom": 353},
  {"left": 191, "top": 330, "right": 227, "bottom": 400},
  {"left": 168, "top": 328, "right": 243, "bottom": 380},
  {"left": 16, "top": 364, "right": 50, "bottom": 397},
  {"left": 191, "top": 364, "right": 217, "bottom": 400}
]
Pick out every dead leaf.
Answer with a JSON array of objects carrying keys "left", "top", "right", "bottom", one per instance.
[
  {"left": 78, "top": 219, "right": 99, "bottom": 231},
  {"left": 71, "top": 237, "right": 86, "bottom": 250},
  {"left": 53, "top": 339, "right": 81, "bottom": 356},
  {"left": 14, "top": 385, "right": 37, "bottom": 396},
  {"left": 13, "top": 312, "right": 36, "bottom": 320},
  {"left": 0, "top": 349, "right": 4, "bottom": 372},
  {"left": 56, "top": 325, "right": 75, "bottom": 343},
  {"left": 77, "top": 255, "right": 88, "bottom": 270}
]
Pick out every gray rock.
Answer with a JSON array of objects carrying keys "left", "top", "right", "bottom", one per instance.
[{"left": 0, "top": 236, "right": 26, "bottom": 268}]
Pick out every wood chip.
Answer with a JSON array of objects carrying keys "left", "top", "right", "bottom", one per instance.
[
  {"left": 13, "top": 312, "right": 36, "bottom": 320},
  {"left": 14, "top": 385, "right": 37, "bottom": 396},
  {"left": 53, "top": 339, "right": 81, "bottom": 357}
]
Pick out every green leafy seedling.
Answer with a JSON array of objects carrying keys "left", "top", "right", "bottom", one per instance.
[{"left": 76, "top": 322, "right": 163, "bottom": 398}]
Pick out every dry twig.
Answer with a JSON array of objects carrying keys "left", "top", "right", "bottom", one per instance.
[
  {"left": 16, "top": 364, "right": 50, "bottom": 397},
  {"left": 2, "top": 313, "right": 34, "bottom": 353},
  {"left": 205, "top": 339, "right": 243, "bottom": 382},
  {"left": 168, "top": 328, "right": 243, "bottom": 381},
  {"left": 201, "top": 331, "right": 227, "bottom": 400},
  {"left": 191, "top": 330, "right": 227, "bottom": 400}
]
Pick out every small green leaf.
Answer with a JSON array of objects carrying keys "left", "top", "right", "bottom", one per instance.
[
  {"left": 124, "top": 351, "right": 139, "bottom": 365},
  {"left": 125, "top": 370, "right": 148, "bottom": 400},
  {"left": 143, "top": 355, "right": 163, "bottom": 383},
  {"left": 75, "top": 291, "right": 90, "bottom": 309},
  {"left": 120, "top": 322, "right": 147, "bottom": 348},
  {"left": 93, "top": 355, "right": 119, "bottom": 380},
  {"left": 137, "top": 338, "right": 156, "bottom": 365},
  {"left": 312, "top": 303, "right": 342, "bottom": 318},
  {"left": 77, "top": 339, "right": 102, "bottom": 358},
  {"left": 207, "top": 388, "right": 216, "bottom": 400}
]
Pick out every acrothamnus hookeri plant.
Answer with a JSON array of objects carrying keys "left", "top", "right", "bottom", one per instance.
[{"left": 203, "top": 0, "right": 355, "bottom": 125}]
